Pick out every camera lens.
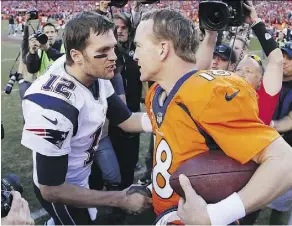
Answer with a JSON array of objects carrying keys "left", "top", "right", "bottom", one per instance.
[{"left": 208, "top": 8, "right": 225, "bottom": 26}]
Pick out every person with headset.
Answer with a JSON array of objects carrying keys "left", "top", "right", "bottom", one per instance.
[{"left": 109, "top": 12, "right": 144, "bottom": 190}]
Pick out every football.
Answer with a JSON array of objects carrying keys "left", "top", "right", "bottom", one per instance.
[{"left": 169, "top": 151, "right": 259, "bottom": 203}]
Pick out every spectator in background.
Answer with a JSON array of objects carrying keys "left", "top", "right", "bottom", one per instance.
[
  {"left": 95, "top": 1, "right": 110, "bottom": 17},
  {"left": 19, "top": 12, "right": 36, "bottom": 100},
  {"left": 268, "top": 43, "right": 292, "bottom": 224},
  {"left": 8, "top": 14, "right": 15, "bottom": 36},
  {"left": 15, "top": 13, "right": 24, "bottom": 35},
  {"left": 276, "top": 31, "right": 287, "bottom": 48},
  {"left": 26, "top": 23, "right": 65, "bottom": 76},
  {"left": 272, "top": 42, "right": 292, "bottom": 144},
  {"left": 109, "top": 11, "right": 143, "bottom": 189},
  {"left": 236, "top": 2, "right": 283, "bottom": 126},
  {"left": 234, "top": 4, "right": 284, "bottom": 224},
  {"left": 211, "top": 44, "right": 237, "bottom": 71},
  {"left": 283, "top": 24, "right": 291, "bottom": 41}
]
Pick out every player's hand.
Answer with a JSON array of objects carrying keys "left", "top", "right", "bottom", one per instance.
[
  {"left": 121, "top": 185, "right": 152, "bottom": 213},
  {"left": 126, "top": 184, "right": 152, "bottom": 197},
  {"left": 177, "top": 174, "right": 211, "bottom": 225},
  {"left": 1, "top": 191, "right": 35, "bottom": 225},
  {"left": 243, "top": 1, "right": 259, "bottom": 25}
]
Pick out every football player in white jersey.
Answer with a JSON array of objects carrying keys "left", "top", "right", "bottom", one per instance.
[{"left": 21, "top": 12, "right": 152, "bottom": 225}]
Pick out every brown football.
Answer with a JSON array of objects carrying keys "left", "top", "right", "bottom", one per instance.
[{"left": 169, "top": 151, "right": 259, "bottom": 203}]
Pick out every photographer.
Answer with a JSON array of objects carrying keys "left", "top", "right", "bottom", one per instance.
[
  {"left": 26, "top": 23, "right": 65, "bottom": 76},
  {"left": 1, "top": 191, "right": 34, "bottom": 225},
  {"left": 18, "top": 13, "right": 37, "bottom": 100}
]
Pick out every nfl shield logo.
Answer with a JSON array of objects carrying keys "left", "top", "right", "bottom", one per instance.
[
  {"left": 129, "top": 50, "right": 135, "bottom": 57},
  {"left": 157, "top": 112, "right": 163, "bottom": 124}
]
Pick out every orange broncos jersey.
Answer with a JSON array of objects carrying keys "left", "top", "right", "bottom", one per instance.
[{"left": 145, "top": 69, "right": 280, "bottom": 216}]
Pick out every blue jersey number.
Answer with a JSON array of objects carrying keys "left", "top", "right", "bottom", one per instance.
[
  {"left": 42, "top": 74, "right": 76, "bottom": 99},
  {"left": 84, "top": 126, "right": 102, "bottom": 167}
]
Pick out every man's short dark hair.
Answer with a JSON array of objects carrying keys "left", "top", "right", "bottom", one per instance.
[
  {"left": 63, "top": 11, "right": 114, "bottom": 65},
  {"left": 42, "top": 23, "right": 57, "bottom": 32}
]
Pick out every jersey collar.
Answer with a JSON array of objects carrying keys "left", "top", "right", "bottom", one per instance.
[{"left": 152, "top": 69, "right": 198, "bottom": 127}]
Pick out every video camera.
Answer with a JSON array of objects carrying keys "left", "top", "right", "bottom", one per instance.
[
  {"left": 4, "top": 72, "right": 24, "bottom": 94},
  {"left": 27, "top": 8, "right": 38, "bottom": 20},
  {"left": 30, "top": 30, "right": 48, "bottom": 45},
  {"left": 199, "top": 0, "right": 249, "bottom": 31},
  {"left": 1, "top": 174, "right": 24, "bottom": 217}
]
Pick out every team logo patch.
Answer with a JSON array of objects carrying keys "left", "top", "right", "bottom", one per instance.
[
  {"left": 129, "top": 50, "right": 135, "bottom": 57},
  {"left": 26, "top": 129, "right": 69, "bottom": 149},
  {"left": 265, "top": 33, "right": 272, "bottom": 40}
]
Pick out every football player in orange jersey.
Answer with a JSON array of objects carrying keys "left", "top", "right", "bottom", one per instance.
[{"left": 133, "top": 5, "right": 292, "bottom": 226}]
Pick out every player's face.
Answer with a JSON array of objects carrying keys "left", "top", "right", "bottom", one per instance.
[
  {"left": 82, "top": 30, "right": 117, "bottom": 80},
  {"left": 211, "top": 55, "right": 229, "bottom": 70},
  {"left": 43, "top": 26, "right": 57, "bottom": 46},
  {"left": 235, "top": 58, "right": 261, "bottom": 90},
  {"left": 114, "top": 18, "right": 129, "bottom": 43},
  {"left": 283, "top": 53, "right": 292, "bottom": 80},
  {"left": 134, "top": 20, "right": 163, "bottom": 82}
]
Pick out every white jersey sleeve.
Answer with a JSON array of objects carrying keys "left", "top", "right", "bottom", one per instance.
[
  {"left": 21, "top": 94, "right": 77, "bottom": 157},
  {"left": 21, "top": 64, "right": 80, "bottom": 157}
]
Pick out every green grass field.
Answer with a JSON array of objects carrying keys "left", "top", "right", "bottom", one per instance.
[
  {"left": 1, "top": 20, "right": 43, "bottom": 213},
  {"left": 1, "top": 19, "right": 290, "bottom": 224}
]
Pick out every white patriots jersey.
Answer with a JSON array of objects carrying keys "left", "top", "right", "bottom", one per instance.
[{"left": 21, "top": 55, "right": 114, "bottom": 188}]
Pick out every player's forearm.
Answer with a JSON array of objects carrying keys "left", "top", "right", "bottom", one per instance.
[
  {"left": 118, "top": 112, "right": 152, "bottom": 133},
  {"left": 195, "top": 31, "right": 217, "bottom": 70},
  {"left": 40, "top": 183, "right": 126, "bottom": 208},
  {"left": 238, "top": 138, "right": 292, "bottom": 214}
]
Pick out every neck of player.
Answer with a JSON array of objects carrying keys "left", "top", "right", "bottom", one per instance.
[
  {"left": 157, "top": 61, "right": 197, "bottom": 96},
  {"left": 65, "top": 64, "right": 94, "bottom": 87}
]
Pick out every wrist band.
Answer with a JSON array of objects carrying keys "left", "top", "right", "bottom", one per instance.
[
  {"left": 207, "top": 193, "right": 246, "bottom": 225},
  {"left": 252, "top": 21, "right": 278, "bottom": 57},
  {"left": 141, "top": 113, "right": 152, "bottom": 132}
]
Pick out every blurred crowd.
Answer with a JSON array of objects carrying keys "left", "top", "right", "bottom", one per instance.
[{"left": 2, "top": 1, "right": 292, "bottom": 29}]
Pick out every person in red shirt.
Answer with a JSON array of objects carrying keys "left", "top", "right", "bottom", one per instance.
[{"left": 236, "top": 52, "right": 282, "bottom": 125}]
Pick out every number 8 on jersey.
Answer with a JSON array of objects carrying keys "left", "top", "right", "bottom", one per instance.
[{"left": 153, "top": 136, "right": 174, "bottom": 199}]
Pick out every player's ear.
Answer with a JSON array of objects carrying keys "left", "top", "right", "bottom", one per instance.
[
  {"left": 159, "top": 41, "right": 170, "bottom": 61},
  {"left": 70, "top": 49, "right": 83, "bottom": 64}
]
